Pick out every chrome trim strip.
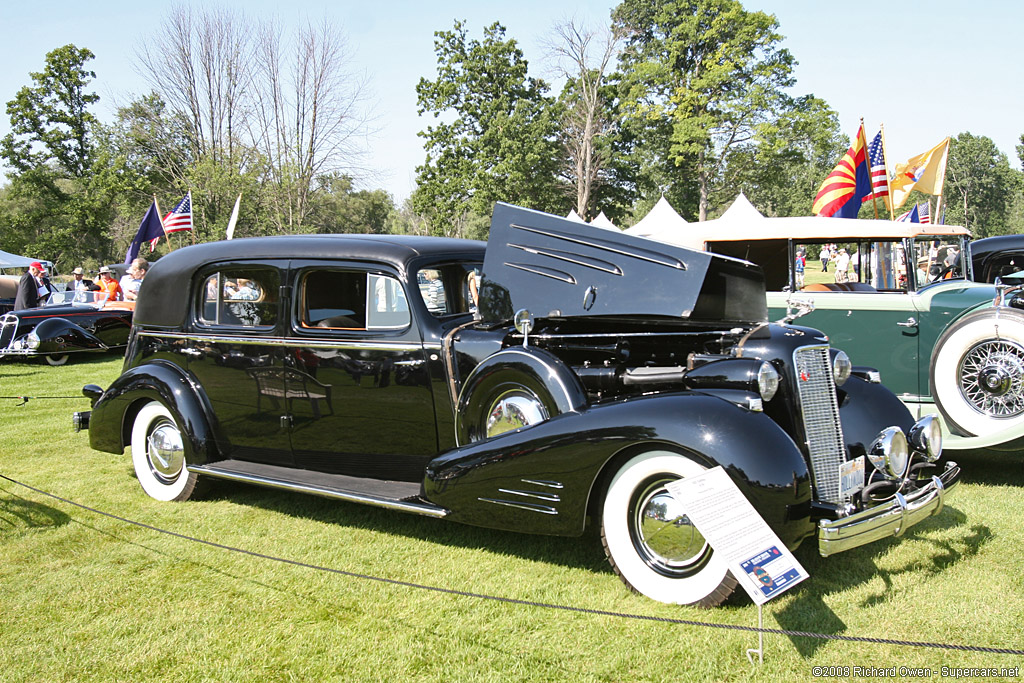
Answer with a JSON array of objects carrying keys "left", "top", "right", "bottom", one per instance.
[
  {"left": 187, "top": 466, "right": 449, "bottom": 518},
  {"left": 497, "top": 488, "right": 561, "bottom": 502},
  {"left": 528, "top": 330, "right": 740, "bottom": 340},
  {"left": 138, "top": 330, "right": 423, "bottom": 352},
  {"left": 510, "top": 222, "right": 687, "bottom": 270},
  {"left": 505, "top": 262, "right": 577, "bottom": 285},
  {"left": 818, "top": 463, "right": 959, "bottom": 556},
  {"left": 478, "top": 497, "right": 559, "bottom": 515},
  {"left": 520, "top": 479, "right": 564, "bottom": 489},
  {"left": 508, "top": 243, "right": 623, "bottom": 276}
]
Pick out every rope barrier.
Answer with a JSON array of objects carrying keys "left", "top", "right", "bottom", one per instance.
[
  {"left": 0, "top": 395, "right": 82, "bottom": 405},
  {"left": 2, "top": 472, "right": 1022, "bottom": 656}
]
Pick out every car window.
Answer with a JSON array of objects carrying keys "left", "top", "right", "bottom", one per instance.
[
  {"left": 416, "top": 263, "right": 483, "bottom": 317},
  {"left": 299, "top": 269, "right": 409, "bottom": 330},
  {"left": 198, "top": 269, "right": 280, "bottom": 328}
]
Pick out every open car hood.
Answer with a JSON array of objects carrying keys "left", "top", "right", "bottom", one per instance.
[{"left": 479, "top": 203, "right": 768, "bottom": 324}]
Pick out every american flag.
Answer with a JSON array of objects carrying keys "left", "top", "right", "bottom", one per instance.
[
  {"left": 862, "top": 131, "right": 888, "bottom": 203},
  {"left": 918, "top": 201, "right": 931, "bottom": 224},
  {"left": 163, "top": 190, "right": 193, "bottom": 233}
]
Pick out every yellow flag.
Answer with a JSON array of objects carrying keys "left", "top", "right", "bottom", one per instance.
[{"left": 889, "top": 137, "right": 950, "bottom": 210}]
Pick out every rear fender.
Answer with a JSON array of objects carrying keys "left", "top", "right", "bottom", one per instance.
[
  {"left": 30, "top": 317, "right": 105, "bottom": 353},
  {"left": 425, "top": 392, "right": 813, "bottom": 543},
  {"left": 87, "top": 360, "right": 216, "bottom": 464}
]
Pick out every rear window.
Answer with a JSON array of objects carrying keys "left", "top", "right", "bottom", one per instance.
[{"left": 198, "top": 269, "right": 280, "bottom": 328}]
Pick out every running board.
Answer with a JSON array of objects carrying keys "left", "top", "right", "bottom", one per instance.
[{"left": 188, "top": 459, "right": 450, "bottom": 518}]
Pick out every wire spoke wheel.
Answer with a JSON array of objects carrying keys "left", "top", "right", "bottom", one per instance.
[{"left": 958, "top": 339, "right": 1024, "bottom": 418}]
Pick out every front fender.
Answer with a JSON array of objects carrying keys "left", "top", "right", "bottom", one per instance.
[
  {"left": 87, "top": 360, "right": 217, "bottom": 464},
  {"left": 425, "top": 392, "right": 814, "bottom": 545}
]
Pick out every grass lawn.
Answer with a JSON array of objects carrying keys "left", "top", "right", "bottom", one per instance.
[{"left": 1, "top": 355, "right": 1022, "bottom": 681}]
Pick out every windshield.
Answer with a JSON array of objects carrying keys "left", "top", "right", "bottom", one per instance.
[
  {"left": 44, "top": 290, "right": 110, "bottom": 307},
  {"left": 910, "top": 235, "right": 968, "bottom": 288}
]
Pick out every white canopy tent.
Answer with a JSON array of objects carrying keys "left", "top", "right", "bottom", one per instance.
[
  {"left": 624, "top": 196, "right": 688, "bottom": 241},
  {"left": 0, "top": 249, "right": 54, "bottom": 273},
  {"left": 566, "top": 209, "right": 587, "bottom": 223},
  {"left": 589, "top": 211, "right": 619, "bottom": 231}
]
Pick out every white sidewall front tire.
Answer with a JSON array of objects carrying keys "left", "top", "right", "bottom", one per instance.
[
  {"left": 601, "top": 450, "right": 733, "bottom": 606},
  {"left": 131, "top": 401, "right": 198, "bottom": 502},
  {"left": 931, "top": 310, "right": 1024, "bottom": 437}
]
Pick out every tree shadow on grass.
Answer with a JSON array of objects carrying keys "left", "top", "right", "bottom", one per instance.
[
  {"left": 118, "top": 465, "right": 611, "bottom": 576},
  {"left": 774, "top": 506, "right": 991, "bottom": 658},
  {"left": 0, "top": 491, "right": 71, "bottom": 537}
]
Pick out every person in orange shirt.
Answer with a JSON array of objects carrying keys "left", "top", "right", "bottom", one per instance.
[{"left": 96, "top": 266, "right": 124, "bottom": 302}]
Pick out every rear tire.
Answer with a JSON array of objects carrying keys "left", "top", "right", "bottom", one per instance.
[
  {"left": 601, "top": 450, "right": 736, "bottom": 606},
  {"left": 130, "top": 401, "right": 200, "bottom": 502}
]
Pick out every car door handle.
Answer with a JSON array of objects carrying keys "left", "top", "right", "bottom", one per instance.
[{"left": 896, "top": 317, "right": 918, "bottom": 328}]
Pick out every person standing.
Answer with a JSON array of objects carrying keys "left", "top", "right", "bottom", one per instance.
[
  {"left": 65, "top": 267, "right": 97, "bottom": 293},
  {"left": 14, "top": 262, "right": 45, "bottom": 310},
  {"left": 96, "top": 266, "right": 124, "bottom": 302},
  {"left": 820, "top": 246, "right": 829, "bottom": 272},
  {"left": 794, "top": 250, "right": 806, "bottom": 289},
  {"left": 122, "top": 259, "right": 148, "bottom": 301},
  {"left": 834, "top": 248, "right": 850, "bottom": 284}
]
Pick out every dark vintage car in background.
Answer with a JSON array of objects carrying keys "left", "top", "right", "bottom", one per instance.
[
  {"left": 1, "top": 290, "right": 135, "bottom": 366},
  {"left": 74, "top": 203, "right": 958, "bottom": 605},
  {"left": 970, "top": 234, "right": 1024, "bottom": 284}
]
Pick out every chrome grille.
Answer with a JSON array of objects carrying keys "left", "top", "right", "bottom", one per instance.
[
  {"left": 793, "top": 345, "right": 846, "bottom": 504},
  {"left": 0, "top": 314, "right": 18, "bottom": 351}
]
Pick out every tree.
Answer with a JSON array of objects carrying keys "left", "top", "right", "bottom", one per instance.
[
  {"left": 0, "top": 44, "right": 119, "bottom": 267},
  {"left": 544, "top": 19, "right": 624, "bottom": 219},
  {"left": 413, "top": 21, "right": 563, "bottom": 237},
  {"left": 2, "top": 44, "right": 99, "bottom": 182},
  {"left": 612, "top": 0, "right": 797, "bottom": 220},
  {"left": 943, "top": 132, "right": 1020, "bottom": 237}
]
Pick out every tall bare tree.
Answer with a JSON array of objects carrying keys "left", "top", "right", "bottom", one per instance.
[
  {"left": 545, "top": 18, "right": 623, "bottom": 219},
  {"left": 250, "top": 17, "right": 370, "bottom": 231}
]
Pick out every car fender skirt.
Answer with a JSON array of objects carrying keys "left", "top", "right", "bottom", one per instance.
[
  {"left": 426, "top": 393, "right": 814, "bottom": 541},
  {"left": 32, "top": 317, "right": 106, "bottom": 353},
  {"left": 87, "top": 360, "right": 215, "bottom": 463}
]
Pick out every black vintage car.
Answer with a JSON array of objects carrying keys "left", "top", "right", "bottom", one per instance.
[
  {"left": 1, "top": 290, "right": 135, "bottom": 366},
  {"left": 970, "top": 234, "right": 1024, "bottom": 284},
  {"left": 75, "top": 203, "right": 959, "bottom": 605}
]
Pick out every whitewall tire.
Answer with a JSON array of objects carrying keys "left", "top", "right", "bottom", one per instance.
[
  {"left": 601, "top": 450, "right": 736, "bottom": 606},
  {"left": 930, "top": 309, "right": 1024, "bottom": 437},
  {"left": 43, "top": 354, "right": 69, "bottom": 366},
  {"left": 130, "top": 401, "right": 200, "bottom": 502}
]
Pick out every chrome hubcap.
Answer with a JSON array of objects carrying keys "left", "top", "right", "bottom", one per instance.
[
  {"left": 959, "top": 340, "right": 1024, "bottom": 417},
  {"left": 631, "top": 478, "right": 709, "bottom": 576},
  {"left": 147, "top": 420, "right": 185, "bottom": 482},
  {"left": 485, "top": 390, "right": 548, "bottom": 438}
]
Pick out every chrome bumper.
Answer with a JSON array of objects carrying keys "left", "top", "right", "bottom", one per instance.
[{"left": 818, "top": 461, "right": 960, "bottom": 557}]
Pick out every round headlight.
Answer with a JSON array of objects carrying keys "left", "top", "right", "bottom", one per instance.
[
  {"left": 868, "top": 427, "right": 909, "bottom": 478},
  {"left": 832, "top": 350, "right": 852, "bottom": 386},
  {"left": 909, "top": 414, "right": 943, "bottom": 463},
  {"left": 757, "top": 361, "right": 779, "bottom": 402},
  {"left": 26, "top": 330, "right": 40, "bottom": 350}
]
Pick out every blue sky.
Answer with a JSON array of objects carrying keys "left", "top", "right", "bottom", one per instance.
[{"left": 2, "top": 1, "right": 1020, "bottom": 205}]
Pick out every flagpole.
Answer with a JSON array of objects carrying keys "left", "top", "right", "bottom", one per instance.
[
  {"left": 862, "top": 118, "right": 881, "bottom": 220},
  {"left": 879, "top": 124, "right": 895, "bottom": 219}
]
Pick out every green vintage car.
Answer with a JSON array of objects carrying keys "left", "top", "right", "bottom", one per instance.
[{"left": 671, "top": 215, "right": 1024, "bottom": 452}]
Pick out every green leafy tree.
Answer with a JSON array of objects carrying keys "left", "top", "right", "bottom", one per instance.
[
  {"left": 306, "top": 174, "right": 396, "bottom": 234},
  {"left": 612, "top": 0, "right": 798, "bottom": 220},
  {"left": 943, "top": 132, "right": 1021, "bottom": 237},
  {"left": 413, "top": 21, "right": 563, "bottom": 237},
  {"left": 0, "top": 45, "right": 117, "bottom": 267}
]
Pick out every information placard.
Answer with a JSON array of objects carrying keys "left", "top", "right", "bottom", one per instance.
[{"left": 665, "top": 466, "right": 808, "bottom": 604}]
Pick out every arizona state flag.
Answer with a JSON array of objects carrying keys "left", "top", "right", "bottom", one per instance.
[{"left": 812, "top": 125, "right": 871, "bottom": 218}]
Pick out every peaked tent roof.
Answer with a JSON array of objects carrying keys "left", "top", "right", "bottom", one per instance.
[
  {"left": 589, "top": 211, "right": 619, "bottom": 231},
  {"left": 716, "top": 192, "right": 764, "bottom": 222},
  {"left": 624, "top": 196, "right": 688, "bottom": 239},
  {"left": 566, "top": 209, "right": 587, "bottom": 223}
]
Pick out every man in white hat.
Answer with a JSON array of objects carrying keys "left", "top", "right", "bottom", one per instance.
[
  {"left": 95, "top": 266, "right": 124, "bottom": 302},
  {"left": 65, "top": 267, "right": 97, "bottom": 293}
]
